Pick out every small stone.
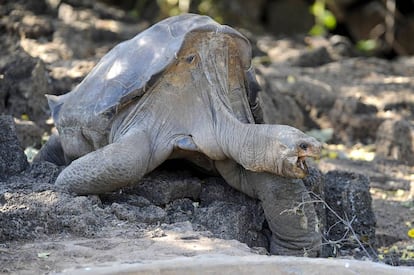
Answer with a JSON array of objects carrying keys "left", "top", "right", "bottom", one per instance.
[
  {"left": 289, "top": 47, "right": 333, "bottom": 68},
  {"left": 150, "top": 228, "right": 166, "bottom": 238}
]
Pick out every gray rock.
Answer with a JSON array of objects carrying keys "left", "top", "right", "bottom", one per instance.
[
  {"left": 125, "top": 195, "right": 152, "bottom": 207},
  {"left": 193, "top": 201, "right": 267, "bottom": 249},
  {"left": 0, "top": 54, "right": 36, "bottom": 113},
  {"left": 199, "top": 177, "right": 247, "bottom": 206},
  {"left": 126, "top": 171, "right": 202, "bottom": 206},
  {"left": 324, "top": 171, "right": 376, "bottom": 258},
  {"left": 375, "top": 119, "right": 414, "bottom": 165},
  {"left": 259, "top": 65, "right": 337, "bottom": 129},
  {"left": 0, "top": 190, "right": 106, "bottom": 241},
  {"left": 111, "top": 202, "right": 166, "bottom": 224},
  {"left": 28, "top": 161, "right": 62, "bottom": 186},
  {"left": 0, "top": 160, "right": 60, "bottom": 195},
  {"left": 166, "top": 198, "right": 195, "bottom": 224},
  {"left": 302, "top": 167, "right": 326, "bottom": 240},
  {"left": 195, "top": 177, "right": 267, "bottom": 249},
  {"left": 69, "top": 254, "right": 414, "bottom": 275},
  {"left": 25, "top": 60, "right": 50, "bottom": 121},
  {"left": 14, "top": 118, "right": 45, "bottom": 149},
  {"left": 329, "top": 97, "right": 382, "bottom": 144},
  {"left": 285, "top": 77, "right": 336, "bottom": 113},
  {"left": 0, "top": 54, "right": 51, "bottom": 128},
  {"left": 0, "top": 115, "right": 28, "bottom": 178},
  {"left": 100, "top": 193, "right": 152, "bottom": 208},
  {"left": 4, "top": 11, "right": 54, "bottom": 39},
  {"left": 258, "top": 82, "right": 305, "bottom": 127},
  {"left": 289, "top": 47, "right": 333, "bottom": 68}
]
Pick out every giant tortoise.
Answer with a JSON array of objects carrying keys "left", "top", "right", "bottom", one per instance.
[{"left": 36, "top": 14, "right": 322, "bottom": 256}]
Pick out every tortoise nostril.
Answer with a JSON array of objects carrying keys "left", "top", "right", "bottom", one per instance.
[{"left": 299, "top": 143, "right": 308, "bottom": 150}]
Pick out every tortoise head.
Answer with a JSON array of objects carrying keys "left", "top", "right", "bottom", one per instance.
[
  {"left": 271, "top": 125, "right": 322, "bottom": 179},
  {"left": 229, "top": 124, "right": 321, "bottom": 179}
]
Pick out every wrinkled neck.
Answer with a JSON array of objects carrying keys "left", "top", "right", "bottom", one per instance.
[{"left": 217, "top": 117, "right": 287, "bottom": 173}]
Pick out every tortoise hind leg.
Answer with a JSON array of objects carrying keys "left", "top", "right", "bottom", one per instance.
[
  {"left": 33, "top": 134, "right": 67, "bottom": 166},
  {"left": 215, "top": 159, "right": 321, "bottom": 257},
  {"left": 55, "top": 130, "right": 172, "bottom": 195}
]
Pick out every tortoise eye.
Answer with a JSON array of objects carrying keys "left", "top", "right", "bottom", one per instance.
[
  {"left": 185, "top": 54, "right": 196, "bottom": 63},
  {"left": 299, "top": 143, "right": 308, "bottom": 150}
]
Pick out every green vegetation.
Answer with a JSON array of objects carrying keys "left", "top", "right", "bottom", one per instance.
[
  {"left": 356, "top": 39, "right": 378, "bottom": 53},
  {"left": 309, "top": 0, "right": 337, "bottom": 36}
]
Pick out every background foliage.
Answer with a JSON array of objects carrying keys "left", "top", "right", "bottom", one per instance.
[{"left": 100, "top": 0, "right": 414, "bottom": 57}]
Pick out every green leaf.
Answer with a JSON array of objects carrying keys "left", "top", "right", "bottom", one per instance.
[
  {"left": 309, "top": 25, "right": 326, "bottom": 36},
  {"left": 323, "top": 11, "right": 336, "bottom": 29},
  {"left": 310, "top": 1, "right": 325, "bottom": 16},
  {"left": 356, "top": 40, "right": 377, "bottom": 52}
]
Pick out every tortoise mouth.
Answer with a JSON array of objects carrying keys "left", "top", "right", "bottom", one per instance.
[
  {"left": 294, "top": 149, "right": 320, "bottom": 176},
  {"left": 296, "top": 156, "right": 309, "bottom": 174},
  {"left": 294, "top": 144, "right": 321, "bottom": 175}
]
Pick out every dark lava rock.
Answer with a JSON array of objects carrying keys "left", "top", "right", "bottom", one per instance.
[
  {"left": 110, "top": 202, "right": 166, "bottom": 224},
  {"left": 324, "top": 171, "right": 377, "bottom": 258},
  {"left": 0, "top": 115, "right": 28, "bottom": 178},
  {"left": 199, "top": 177, "right": 257, "bottom": 206},
  {"left": 375, "top": 119, "right": 414, "bottom": 165},
  {"left": 27, "top": 161, "right": 62, "bottom": 186},
  {"left": 258, "top": 82, "right": 305, "bottom": 128},
  {"left": 289, "top": 47, "right": 333, "bottom": 68},
  {"left": 193, "top": 200, "right": 267, "bottom": 249},
  {"left": 0, "top": 190, "right": 106, "bottom": 242},
  {"left": 195, "top": 177, "right": 267, "bottom": 249},
  {"left": 0, "top": 54, "right": 51, "bottom": 129},
  {"left": 166, "top": 198, "right": 195, "bottom": 224},
  {"left": 259, "top": 66, "right": 337, "bottom": 130},
  {"left": 303, "top": 167, "right": 326, "bottom": 242},
  {"left": 329, "top": 97, "right": 383, "bottom": 144},
  {"left": 3, "top": 13, "right": 54, "bottom": 39},
  {"left": 125, "top": 171, "right": 202, "bottom": 206},
  {"left": 14, "top": 118, "right": 45, "bottom": 149}
]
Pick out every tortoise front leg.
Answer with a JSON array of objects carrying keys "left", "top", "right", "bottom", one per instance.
[
  {"left": 215, "top": 159, "right": 321, "bottom": 257},
  {"left": 55, "top": 130, "right": 172, "bottom": 195},
  {"left": 33, "top": 134, "right": 67, "bottom": 166}
]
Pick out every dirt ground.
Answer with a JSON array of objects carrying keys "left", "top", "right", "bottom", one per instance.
[
  {"left": 1, "top": 0, "right": 414, "bottom": 273},
  {"left": 0, "top": 159, "right": 412, "bottom": 274},
  {"left": 0, "top": 157, "right": 413, "bottom": 273}
]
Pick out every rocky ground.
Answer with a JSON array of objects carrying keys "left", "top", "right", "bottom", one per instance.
[{"left": 0, "top": 0, "right": 413, "bottom": 273}]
